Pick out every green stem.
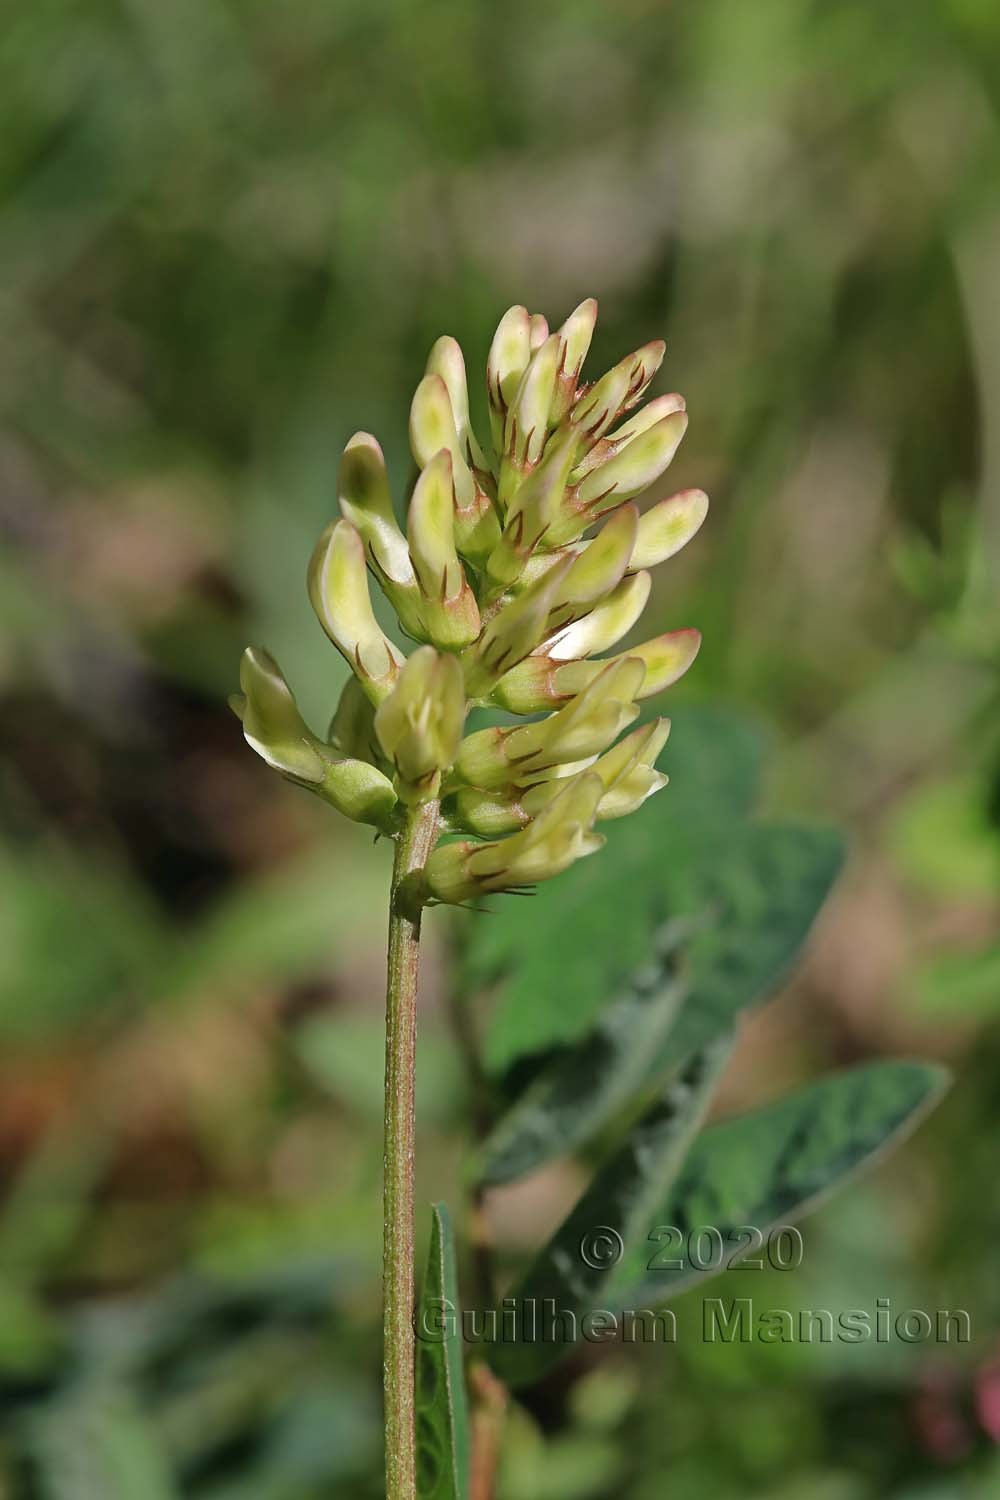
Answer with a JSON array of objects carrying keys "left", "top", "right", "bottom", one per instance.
[{"left": 383, "top": 799, "right": 439, "bottom": 1500}]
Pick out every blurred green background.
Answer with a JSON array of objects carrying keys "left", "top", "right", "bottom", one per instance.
[{"left": 2, "top": 1, "right": 999, "bottom": 1495}]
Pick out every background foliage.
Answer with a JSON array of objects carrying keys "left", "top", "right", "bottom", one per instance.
[{"left": 2, "top": 0, "right": 999, "bottom": 1495}]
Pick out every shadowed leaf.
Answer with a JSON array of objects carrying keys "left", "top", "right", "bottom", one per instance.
[
  {"left": 474, "top": 825, "right": 843, "bottom": 1186},
  {"left": 472, "top": 922, "right": 689, "bottom": 1187},
  {"left": 469, "top": 708, "right": 764, "bottom": 1072},
  {"left": 645, "top": 824, "right": 845, "bottom": 1076},
  {"left": 487, "top": 1035, "right": 735, "bottom": 1387},
  {"left": 611, "top": 1061, "right": 950, "bottom": 1308}
]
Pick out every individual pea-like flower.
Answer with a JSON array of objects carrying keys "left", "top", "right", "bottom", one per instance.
[
  {"left": 233, "top": 300, "right": 707, "bottom": 902},
  {"left": 229, "top": 647, "right": 398, "bottom": 831},
  {"left": 373, "top": 646, "right": 465, "bottom": 806}
]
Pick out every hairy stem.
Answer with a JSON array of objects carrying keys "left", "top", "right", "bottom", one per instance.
[{"left": 383, "top": 800, "right": 439, "bottom": 1500}]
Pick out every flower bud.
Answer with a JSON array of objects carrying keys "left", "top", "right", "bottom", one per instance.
[
  {"left": 588, "top": 717, "right": 670, "bottom": 820},
  {"left": 414, "top": 842, "right": 475, "bottom": 905},
  {"left": 449, "top": 725, "right": 512, "bottom": 789},
  {"left": 571, "top": 340, "right": 665, "bottom": 449},
  {"left": 610, "top": 391, "right": 685, "bottom": 447},
  {"left": 473, "top": 772, "right": 605, "bottom": 888},
  {"left": 317, "top": 755, "right": 400, "bottom": 829},
  {"left": 543, "top": 504, "right": 638, "bottom": 633},
  {"left": 232, "top": 646, "right": 325, "bottom": 785},
  {"left": 410, "top": 372, "right": 460, "bottom": 471},
  {"left": 487, "top": 305, "right": 532, "bottom": 451},
  {"left": 485, "top": 655, "right": 560, "bottom": 713},
  {"left": 500, "top": 333, "right": 562, "bottom": 504},
  {"left": 449, "top": 715, "right": 671, "bottom": 837},
  {"left": 426, "top": 335, "right": 489, "bottom": 472},
  {"left": 571, "top": 364, "right": 632, "bottom": 445},
  {"left": 337, "top": 433, "right": 410, "bottom": 582},
  {"left": 576, "top": 409, "right": 688, "bottom": 515},
  {"left": 449, "top": 786, "right": 529, "bottom": 838},
  {"left": 598, "top": 760, "right": 666, "bottom": 820},
  {"left": 490, "top": 628, "right": 701, "bottom": 713},
  {"left": 456, "top": 656, "right": 645, "bottom": 788},
  {"left": 426, "top": 338, "right": 469, "bottom": 451},
  {"left": 307, "top": 520, "right": 403, "bottom": 702},
  {"left": 454, "top": 482, "right": 503, "bottom": 564},
  {"left": 513, "top": 545, "right": 580, "bottom": 592},
  {"left": 625, "top": 340, "right": 667, "bottom": 404},
  {"left": 552, "top": 629, "right": 702, "bottom": 702},
  {"left": 517, "top": 719, "right": 667, "bottom": 824},
  {"left": 410, "top": 373, "right": 500, "bottom": 563},
  {"left": 487, "top": 430, "right": 578, "bottom": 585},
  {"left": 374, "top": 647, "right": 465, "bottom": 804},
  {"left": 551, "top": 298, "right": 598, "bottom": 422},
  {"left": 462, "top": 554, "right": 574, "bottom": 698},
  {"left": 543, "top": 570, "right": 651, "bottom": 661},
  {"left": 528, "top": 313, "right": 550, "bottom": 350},
  {"left": 425, "top": 773, "right": 605, "bottom": 903},
  {"left": 233, "top": 648, "right": 397, "bottom": 829},
  {"left": 407, "top": 452, "right": 481, "bottom": 649},
  {"left": 337, "top": 433, "right": 424, "bottom": 638},
  {"left": 630, "top": 488, "right": 709, "bottom": 570},
  {"left": 505, "top": 656, "right": 645, "bottom": 772},
  {"left": 571, "top": 393, "right": 686, "bottom": 480}
]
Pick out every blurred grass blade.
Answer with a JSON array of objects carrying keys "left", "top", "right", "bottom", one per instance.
[
  {"left": 472, "top": 922, "right": 690, "bottom": 1187},
  {"left": 31, "top": 1392, "right": 179, "bottom": 1500},
  {"left": 488, "top": 1034, "right": 735, "bottom": 1387},
  {"left": 416, "top": 1203, "right": 470, "bottom": 1499},
  {"left": 611, "top": 1061, "right": 950, "bottom": 1308},
  {"left": 0, "top": 1126, "right": 112, "bottom": 1284}
]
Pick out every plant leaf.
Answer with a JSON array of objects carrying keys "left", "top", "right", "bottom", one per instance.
[
  {"left": 469, "top": 708, "right": 764, "bottom": 1072},
  {"left": 487, "top": 1035, "right": 735, "bottom": 1387},
  {"left": 416, "top": 1203, "right": 471, "bottom": 1500},
  {"left": 645, "top": 823, "right": 845, "bottom": 1077},
  {"left": 474, "top": 825, "right": 842, "bottom": 1187},
  {"left": 473, "top": 921, "right": 690, "bottom": 1187},
  {"left": 610, "top": 1061, "right": 949, "bottom": 1308}
]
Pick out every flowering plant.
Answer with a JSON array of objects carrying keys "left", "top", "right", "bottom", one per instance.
[{"left": 233, "top": 302, "right": 946, "bottom": 1500}]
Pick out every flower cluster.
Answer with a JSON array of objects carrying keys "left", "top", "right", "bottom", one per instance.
[{"left": 232, "top": 300, "right": 706, "bottom": 905}]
